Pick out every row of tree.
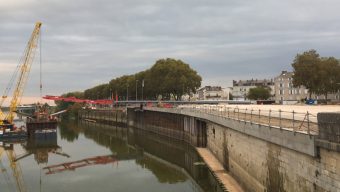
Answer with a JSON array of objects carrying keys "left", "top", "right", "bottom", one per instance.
[
  {"left": 292, "top": 50, "right": 340, "bottom": 100},
  {"left": 56, "top": 58, "right": 202, "bottom": 110},
  {"left": 84, "top": 58, "right": 202, "bottom": 101}
]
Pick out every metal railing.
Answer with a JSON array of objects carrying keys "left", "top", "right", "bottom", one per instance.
[{"left": 177, "top": 105, "right": 318, "bottom": 135}]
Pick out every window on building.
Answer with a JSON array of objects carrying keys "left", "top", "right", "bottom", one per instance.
[
  {"left": 280, "top": 83, "right": 283, "bottom": 88},
  {"left": 279, "top": 90, "right": 283, "bottom": 95}
]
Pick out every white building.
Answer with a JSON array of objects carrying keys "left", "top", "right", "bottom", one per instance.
[
  {"left": 232, "top": 79, "right": 275, "bottom": 100},
  {"left": 274, "top": 71, "right": 309, "bottom": 104},
  {"left": 197, "top": 86, "right": 229, "bottom": 100},
  {"left": 274, "top": 71, "right": 340, "bottom": 104}
]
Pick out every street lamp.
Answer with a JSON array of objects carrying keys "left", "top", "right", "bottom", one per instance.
[
  {"left": 110, "top": 88, "right": 112, "bottom": 109},
  {"left": 141, "top": 79, "right": 144, "bottom": 102},
  {"left": 136, "top": 80, "right": 139, "bottom": 101},
  {"left": 127, "top": 84, "right": 129, "bottom": 102}
]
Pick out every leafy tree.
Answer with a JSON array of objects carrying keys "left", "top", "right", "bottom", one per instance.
[
  {"left": 59, "top": 58, "right": 201, "bottom": 110},
  {"left": 147, "top": 58, "right": 202, "bottom": 100},
  {"left": 316, "top": 57, "right": 340, "bottom": 100},
  {"left": 55, "top": 91, "right": 84, "bottom": 112},
  {"left": 291, "top": 49, "right": 320, "bottom": 98},
  {"left": 247, "top": 86, "right": 271, "bottom": 100},
  {"left": 84, "top": 84, "right": 109, "bottom": 99},
  {"left": 292, "top": 50, "right": 340, "bottom": 100}
]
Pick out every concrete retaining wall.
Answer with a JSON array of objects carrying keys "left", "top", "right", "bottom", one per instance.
[
  {"left": 147, "top": 107, "right": 316, "bottom": 156},
  {"left": 79, "top": 108, "right": 340, "bottom": 192},
  {"left": 145, "top": 107, "right": 340, "bottom": 192}
]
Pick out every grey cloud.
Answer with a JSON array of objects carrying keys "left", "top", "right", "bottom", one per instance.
[{"left": 1, "top": 0, "right": 340, "bottom": 95}]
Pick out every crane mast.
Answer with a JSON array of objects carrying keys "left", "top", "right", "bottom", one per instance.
[{"left": 0, "top": 22, "right": 42, "bottom": 124}]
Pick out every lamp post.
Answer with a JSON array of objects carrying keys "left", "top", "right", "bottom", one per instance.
[
  {"left": 136, "top": 80, "right": 138, "bottom": 101},
  {"left": 127, "top": 84, "right": 129, "bottom": 102},
  {"left": 142, "top": 79, "right": 144, "bottom": 102},
  {"left": 110, "top": 88, "right": 112, "bottom": 109}
]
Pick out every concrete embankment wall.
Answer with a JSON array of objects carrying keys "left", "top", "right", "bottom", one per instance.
[
  {"left": 79, "top": 108, "right": 340, "bottom": 192},
  {"left": 139, "top": 108, "right": 340, "bottom": 192},
  {"left": 127, "top": 108, "right": 207, "bottom": 147},
  {"left": 78, "top": 109, "right": 127, "bottom": 127}
]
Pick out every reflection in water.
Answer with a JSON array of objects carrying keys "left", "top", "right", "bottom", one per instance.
[
  {"left": 58, "top": 121, "right": 80, "bottom": 142},
  {"left": 16, "top": 131, "right": 69, "bottom": 164},
  {"left": 1, "top": 121, "right": 224, "bottom": 192},
  {"left": 43, "top": 154, "right": 117, "bottom": 175},
  {"left": 73, "top": 121, "right": 224, "bottom": 192}
]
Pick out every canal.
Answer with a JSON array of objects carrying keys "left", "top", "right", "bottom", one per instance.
[{"left": 0, "top": 120, "right": 224, "bottom": 192}]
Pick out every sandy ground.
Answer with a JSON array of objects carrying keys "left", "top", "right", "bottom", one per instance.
[
  {"left": 180, "top": 104, "right": 340, "bottom": 134},
  {"left": 224, "top": 104, "right": 340, "bottom": 115}
]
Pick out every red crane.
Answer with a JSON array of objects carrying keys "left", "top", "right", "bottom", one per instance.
[{"left": 43, "top": 95, "right": 114, "bottom": 105}]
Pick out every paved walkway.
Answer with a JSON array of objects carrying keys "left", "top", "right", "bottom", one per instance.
[{"left": 196, "top": 148, "right": 244, "bottom": 192}]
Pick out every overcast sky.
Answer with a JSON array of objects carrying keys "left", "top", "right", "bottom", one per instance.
[{"left": 1, "top": 0, "right": 340, "bottom": 97}]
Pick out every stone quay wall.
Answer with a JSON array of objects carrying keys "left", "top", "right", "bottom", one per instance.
[{"left": 78, "top": 107, "right": 340, "bottom": 192}]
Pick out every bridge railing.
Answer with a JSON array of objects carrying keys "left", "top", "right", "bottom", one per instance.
[{"left": 177, "top": 105, "right": 318, "bottom": 135}]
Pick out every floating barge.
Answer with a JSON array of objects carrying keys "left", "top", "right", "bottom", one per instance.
[
  {"left": 0, "top": 123, "right": 27, "bottom": 141},
  {"left": 25, "top": 104, "right": 58, "bottom": 135},
  {"left": 26, "top": 119, "right": 57, "bottom": 136}
]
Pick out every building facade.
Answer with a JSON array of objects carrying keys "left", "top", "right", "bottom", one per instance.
[
  {"left": 197, "top": 86, "right": 229, "bottom": 100},
  {"left": 232, "top": 79, "right": 274, "bottom": 100},
  {"left": 274, "top": 71, "right": 309, "bottom": 104}
]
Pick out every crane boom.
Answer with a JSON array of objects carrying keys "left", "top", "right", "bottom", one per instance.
[{"left": 0, "top": 22, "right": 42, "bottom": 124}]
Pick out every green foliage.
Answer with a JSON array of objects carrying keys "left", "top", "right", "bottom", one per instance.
[
  {"left": 247, "top": 86, "right": 271, "bottom": 100},
  {"left": 56, "top": 58, "right": 202, "bottom": 116},
  {"left": 292, "top": 50, "right": 340, "bottom": 99},
  {"left": 82, "top": 58, "right": 202, "bottom": 101},
  {"left": 147, "top": 58, "right": 202, "bottom": 100},
  {"left": 55, "top": 91, "right": 85, "bottom": 118}
]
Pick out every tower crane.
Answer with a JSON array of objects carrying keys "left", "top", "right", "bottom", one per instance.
[{"left": 0, "top": 22, "right": 42, "bottom": 127}]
